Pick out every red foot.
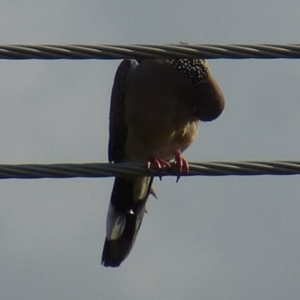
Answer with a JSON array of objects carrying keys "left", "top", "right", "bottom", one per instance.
[
  {"left": 147, "top": 152, "right": 189, "bottom": 182},
  {"left": 148, "top": 158, "right": 171, "bottom": 170},
  {"left": 172, "top": 150, "right": 189, "bottom": 182},
  {"left": 147, "top": 158, "right": 171, "bottom": 180}
]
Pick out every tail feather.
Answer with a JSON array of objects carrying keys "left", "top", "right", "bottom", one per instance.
[{"left": 102, "top": 176, "right": 153, "bottom": 267}]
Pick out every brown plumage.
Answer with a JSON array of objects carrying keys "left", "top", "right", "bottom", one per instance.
[{"left": 102, "top": 58, "right": 225, "bottom": 267}]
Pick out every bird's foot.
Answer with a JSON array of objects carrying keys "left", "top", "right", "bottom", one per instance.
[
  {"left": 147, "top": 152, "right": 189, "bottom": 182},
  {"left": 171, "top": 150, "right": 189, "bottom": 182},
  {"left": 147, "top": 158, "right": 171, "bottom": 180}
]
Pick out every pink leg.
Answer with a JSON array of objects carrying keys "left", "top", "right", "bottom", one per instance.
[
  {"left": 172, "top": 150, "right": 189, "bottom": 182},
  {"left": 147, "top": 158, "right": 171, "bottom": 180},
  {"left": 147, "top": 152, "right": 189, "bottom": 182},
  {"left": 148, "top": 158, "right": 171, "bottom": 170}
]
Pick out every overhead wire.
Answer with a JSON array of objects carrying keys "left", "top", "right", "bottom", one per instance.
[
  {"left": 1, "top": 43, "right": 300, "bottom": 59},
  {"left": 0, "top": 161, "right": 300, "bottom": 179}
]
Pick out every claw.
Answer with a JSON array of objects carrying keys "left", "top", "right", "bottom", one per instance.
[
  {"left": 172, "top": 150, "right": 189, "bottom": 182},
  {"left": 149, "top": 158, "right": 171, "bottom": 170},
  {"left": 147, "top": 158, "right": 171, "bottom": 180},
  {"left": 149, "top": 188, "right": 158, "bottom": 199},
  {"left": 147, "top": 153, "right": 188, "bottom": 182}
]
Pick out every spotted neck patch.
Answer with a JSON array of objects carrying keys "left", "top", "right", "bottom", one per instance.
[{"left": 169, "top": 58, "right": 208, "bottom": 87}]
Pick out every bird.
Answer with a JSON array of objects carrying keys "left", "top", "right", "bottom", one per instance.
[{"left": 101, "top": 57, "right": 225, "bottom": 267}]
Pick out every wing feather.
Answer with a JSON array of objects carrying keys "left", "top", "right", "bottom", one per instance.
[{"left": 108, "top": 59, "right": 139, "bottom": 162}]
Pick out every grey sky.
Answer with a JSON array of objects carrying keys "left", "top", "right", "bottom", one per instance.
[{"left": 0, "top": 1, "right": 300, "bottom": 299}]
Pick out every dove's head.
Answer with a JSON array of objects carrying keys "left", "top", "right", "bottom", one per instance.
[{"left": 169, "top": 58, "right": 225, "bottom": 122}]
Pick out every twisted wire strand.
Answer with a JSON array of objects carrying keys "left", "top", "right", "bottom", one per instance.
[
  {"left": 1, "top": 44, "right": 300, "bottom": 60},
  {"left": 1, "top": 161, "right": 300, "bottom": 179}
]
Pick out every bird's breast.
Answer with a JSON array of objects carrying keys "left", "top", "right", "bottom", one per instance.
[{"left": 125, "top": 118, "right": 200, "bottom": 162}]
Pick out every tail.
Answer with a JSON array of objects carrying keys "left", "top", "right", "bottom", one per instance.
[{"left": 101, "top": 176, "right": 153, "bottom": 267}]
